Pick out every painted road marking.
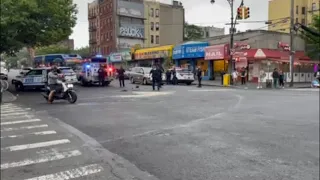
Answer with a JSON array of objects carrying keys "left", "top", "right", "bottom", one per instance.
[
  {"left": 0, "top": 119, "right": 41, "bottom": 125},
  {"left": 1, "top": 139, "right": 71, "bottom": 152},
  {"left": 1, "top": 108, "right": 30, "bottom": 114},
  {"left": 24, "top": 164, "right": 104, "bottom": 180},
  {"left": 1, "top": 149, "right": 81, "bottom": 170},
  {"left": 1, "top": 124, "right": 48, "bottom": 132},
  {"left": 113, "top": 91, "right": 175, "bottom": 98},
  {"left": 286, "top": 88, "right": 320, "bottom": 92},
  {"left": 1, "top": 112, "right": 29, "bottom": 117},
  {"left": 0, "top": 130, "right": 57, "bottom": 139},
  {"left": 188, "top": 89, "right": 235, "bottom": 92}
]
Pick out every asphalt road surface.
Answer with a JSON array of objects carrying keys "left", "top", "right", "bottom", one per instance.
[{"left": 5, "top": 80, "right": 320, "bottom": 180}]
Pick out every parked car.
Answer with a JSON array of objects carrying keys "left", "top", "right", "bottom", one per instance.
[{"left": 129, "top": 67, "right": 165, "bottom": 85}]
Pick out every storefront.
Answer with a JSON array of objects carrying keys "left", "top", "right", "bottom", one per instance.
[
  {"left": 108, "top": 51, "right": 132, "bottom": 68},
  {"left": 232, "top": 48, "right": 315, "bottom": 83},
  {"left": 133, "top": 45, "right": 174, "bottom": 67},
  {"left": 173, "top": 42, "right": 209, "bottom": 80},
  {"left": 204, "top": 44, "right": 229, "bottom": 80}
]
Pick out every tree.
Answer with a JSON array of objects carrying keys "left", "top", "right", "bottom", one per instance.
[
  {"left": 0, "top": 0, "right": 78, "bottom": 63},
  {"left": 301, "top": 15, "right": 320, "bottom": 60},
  {"left": 184, "top": 23, "right": 204, "bottom": 41},
  {"left": 2, "top": 48, "right": 30, "bottom": 69},
  {"left": 36, "top": 44, "right": 72, "bottom": 55},
  {"left": 72, "top": 46, "right": 90, "bottom": 58}
]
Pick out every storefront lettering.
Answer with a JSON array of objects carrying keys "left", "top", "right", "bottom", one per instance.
[
  {"left": 278, "top": 42, "right": 290, "bottom": 51},
  {"left": 173, "top": 49, "right": 181, "bottom": 55},
  {"left": 186, "top": 46, "right": 205, "bottom": 53},
  {"left": 136, "top": 50, "right": 169, "bottom": 59},
  {"left": 234, "top": 42, "right": 250, "bottom": 50},
  {"left": 119, "top": 26, "right": 144, "bottom": 38}
]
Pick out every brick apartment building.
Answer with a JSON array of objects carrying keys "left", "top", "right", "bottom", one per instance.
[{"left": 88, "top": 0, "right": 185, "bottom": 56}]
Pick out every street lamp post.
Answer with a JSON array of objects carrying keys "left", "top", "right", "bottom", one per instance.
[{"left": 210, "top": 0, "right": 244, "bottom": 75}]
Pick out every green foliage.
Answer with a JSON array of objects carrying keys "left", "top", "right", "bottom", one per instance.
[
  {"left": 36, "top": 45, "right": 71, "bottom": 55},
  {"left": 2, "top": 48, "right": 30, "bottom": 68},
  {"left": 303, "top": 15, "right": 320, "bottom": 60},
  {"left": 72, "top": 46, "right": 90, "bottom": 58},
  {"left": 0, "top": 0, "right": 77, "bottom": 56},
  {"left": 184, "top": 23, "right": 204, "bottom": 41},
  {"left": 163, "top": 56, "right": 173, "bottom": 70}
]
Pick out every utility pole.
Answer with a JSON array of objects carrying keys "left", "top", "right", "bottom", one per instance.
[
  {"left": 289, "top": 0, "right": 295, "bottom": 87},
  {"left": 211, "top": 0, "right": 244, "bottom": 76}
]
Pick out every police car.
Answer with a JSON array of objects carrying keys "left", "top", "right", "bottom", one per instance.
[
  {"left": 170, "top": 67, "right": 194, "bottom": 85},
  {"left": 12, "top": 67, "right": 51, "bottom": 91},
  {"left": 58, "top": 67, "right": 78, "bottom": 84}
]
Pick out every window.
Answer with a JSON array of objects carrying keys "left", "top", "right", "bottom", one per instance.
[
  {"left": 312, "top": 3, "right": 316, "bottom": 11},
  {"left": 151, "top": 22, "right": 154, "bottom": 30},
  {"left": 295, "top": 18, "right": 298, "bottom": 23},
  {"left": 156, "top": 35, "right": 159, "bottom": 44},
  {"left": 151, "top": 35, "right": 154, "bottom": 43},
  {"left": 26, "top": 70, "right": 43, "bottom": 76},
  {"left": 301, "top": 7, "right": 305, "bottom": 14},
  {"left": 150, "top": 8, "right": 154, "bottom": 17},
  {"left": 206, "top": 31, "right": 209, "bottom": 37},
  {"left": 301, "top": 18, "right": 305, "bottom": 25},
  {"left": 296, "top": 5, "right": 298, "bottom": 14},
  {"left": 155, "top": 9, "right": 159, "bottom": 17},
  {"left": 155, "top": 22, "right": 159, "bottom": 31}
]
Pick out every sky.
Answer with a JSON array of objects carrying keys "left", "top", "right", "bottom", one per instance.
[{"left": 70, "top": 0, "right": 269, "bottom": 49}]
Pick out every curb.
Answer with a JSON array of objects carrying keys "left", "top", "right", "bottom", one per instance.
[{"left": 1, "top": 91, "right": 17, "bottom": 103}]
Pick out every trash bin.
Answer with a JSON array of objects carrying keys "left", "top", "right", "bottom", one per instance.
[
  {"left": 266, "top": 79, "right": 272, "bottom": 88},
  {"left": 223, "top": 74, "right": 231, "bottom": 86}
]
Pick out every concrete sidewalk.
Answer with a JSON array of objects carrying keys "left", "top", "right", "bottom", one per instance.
[{"left": 194, "top": 80, "right": 311, "bottom": 89}]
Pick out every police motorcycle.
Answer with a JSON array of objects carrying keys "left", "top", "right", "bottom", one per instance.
[{"left": 42, "top": 74, "right": 77, "bottom": 104}]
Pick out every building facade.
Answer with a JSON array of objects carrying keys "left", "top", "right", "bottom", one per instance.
[
  {"left": 88, "top": 0, "right": 145, "bottom": 56},
  {"left": 143, "top": 0, "right": 184, "bottom": 48},
  {"left": 199, "top": 26, "right": 225, "bottom": 38},
  {"left": 268, "top": 0, "right": 319, "bottom": 33},
  {"left": 116, "top": 0, "right": 145, "bottom": 50}
]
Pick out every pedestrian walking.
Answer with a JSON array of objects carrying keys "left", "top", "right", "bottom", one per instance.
[
  {"left": 196, "top": 66, "right": 202, "bottom": 88},
  {"left": 150, "top": 65, "right": 161, "bottom": 91},
  {"left": 240, "top": 67, "right": 246, "bottom": 85},
  {"left": 117, "top": 66, "right": 125, "bottom": 88},
  {"left": 272, "top": 68, "right": 279, "bottom": 88},
  {"left": 279, "top": 70, "right": 284, "bottom": 88},
  {"left": 97, "top": 65, "right": 105, "bottom": 86},
  {"left": 232, "top": 69, "right": 238, "bottom": 85},
  {"left": 257, "top": 68, "right": 266, "bottom": 89}
]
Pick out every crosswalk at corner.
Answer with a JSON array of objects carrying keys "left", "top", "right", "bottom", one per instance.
[{"left": 0, "top": 103, "right": 105, "bottom": 180}]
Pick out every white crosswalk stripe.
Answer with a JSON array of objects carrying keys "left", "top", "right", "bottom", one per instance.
[{"left": 1, "top": 103, "right": 104, "bottom": 179}]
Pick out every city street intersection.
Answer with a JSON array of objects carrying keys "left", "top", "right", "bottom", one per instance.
[{"left": 1, "top": 81, "right": 319, "bottom": 180}]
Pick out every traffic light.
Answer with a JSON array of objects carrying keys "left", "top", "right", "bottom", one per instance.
[
  {"left": 244, "top": 7, "right": 250, "bottom": 19},
  {"left": 237, "top": 7, "right": 243, "bottom": 19}
]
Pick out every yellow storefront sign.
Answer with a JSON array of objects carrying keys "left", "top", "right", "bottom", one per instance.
[{"left": 134, "top": 45, "right": 174, "bottom": 60}]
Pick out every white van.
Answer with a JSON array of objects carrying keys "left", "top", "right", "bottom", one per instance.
[{"left": 171, "top": 68, "right": 194, "bottom": 85}]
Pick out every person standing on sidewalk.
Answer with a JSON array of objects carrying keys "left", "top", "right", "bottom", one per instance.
[
  {"left": 232, "top": 69, "right": 238, "bottom": 85},
  {"left": 117, "top": 66, "right": 125, "bottom": 88},
  {"left": 240, "top": 67, "right": 246, "bottom": 85},
  {"left": 272, "top": 68, "right": 279, "bottom": 89},
  {"left": 279, "top": 70, "right": 285, "bottom": 88},
  {"left": 196, "top": 66, "right": 202, "bottom": 88},
  {"left": 166, "top": 69, "right": 171, "bottom": 85},
  {"left": 257, "top": 69, "right": 266, "bottom": 89}
]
